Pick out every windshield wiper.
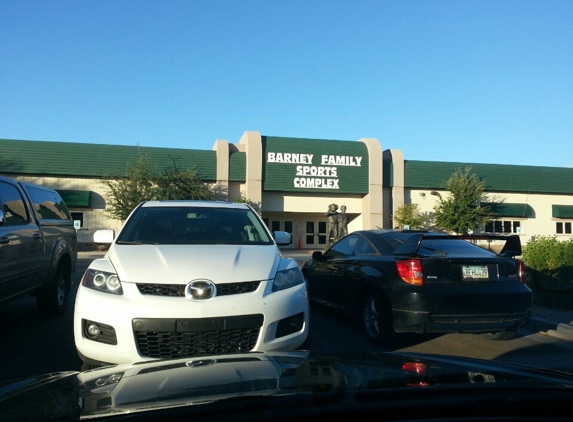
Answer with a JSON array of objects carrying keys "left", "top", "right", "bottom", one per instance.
[{"left": 116, "top": 240, "right": 159, "bottom": 245}]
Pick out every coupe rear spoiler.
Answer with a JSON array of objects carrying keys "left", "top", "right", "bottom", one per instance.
[{"left": 393, "top": 234, "right": 522, "bottom": 258}]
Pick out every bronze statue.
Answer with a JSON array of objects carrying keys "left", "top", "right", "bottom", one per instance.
[
  {"left": 325, "top": 203, "right": 339, "bottom": 246},
  {"left": 338, "top": 205, "right": 349, "bottom": 239}
]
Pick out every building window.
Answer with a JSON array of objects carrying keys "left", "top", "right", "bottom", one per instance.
[
  {"left": 556, "top": 222, "right": 572, "bottom": 234},
  {"left": 271, "top": 220, "right": 281, "bottom": 232},
  {"left": 485, "top": 220, "right": 521, "bottom": 234},
  {"left": 71, "top": 212, "right": 84, "bottom": 228}
]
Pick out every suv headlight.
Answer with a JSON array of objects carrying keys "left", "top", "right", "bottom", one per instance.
[
  {"left": 82, "top": 269, "right": 124, "bottom": 295},
  {"left": 272, "top": 267, "right": 304, "bottom": 292}
]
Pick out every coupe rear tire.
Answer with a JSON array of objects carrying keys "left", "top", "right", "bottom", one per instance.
[
  {"left": 362, "top": 291, "right": 395, "bottom": 345},
  {"left": 37, "top": 263, "right": 70, "bottom": 318}
]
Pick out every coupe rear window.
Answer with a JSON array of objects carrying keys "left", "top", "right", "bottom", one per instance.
[
  {"left": 382, "top": 233, "right": 498, "bottom": 258},
  {"left": 418, "top": 239, "right": 496, "bottom": 258}
]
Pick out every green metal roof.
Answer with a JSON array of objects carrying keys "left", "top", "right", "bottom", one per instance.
[
  {"left": 2, "top": 138, "right": 573, "bottom": 197},
  {"left": 404, "top": 160, "right": 573, "bottom": 195},
  {"left": 383, "top": 159, "right": 393, "bottom": 187},
  {"left": 0, "top": 139, "right": 217, "bottom": 180},
  {"left": 229, "top": 151, "right": 246, "bottom": 182},
  {"left": 552, "top": 205, "right": 573, "bottom": 219}
]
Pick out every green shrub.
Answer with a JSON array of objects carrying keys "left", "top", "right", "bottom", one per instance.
[{"left": 522, "top": 236, "right": 573, "bottom": 306}]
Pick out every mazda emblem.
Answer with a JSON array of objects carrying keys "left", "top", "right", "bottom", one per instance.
[{"left": 185, "top": 279, "right": 217, "bottom": 300}]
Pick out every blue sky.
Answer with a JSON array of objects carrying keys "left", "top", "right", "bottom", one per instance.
[{"left": 1, "top": 0, "right": 572, "bottom": 167}]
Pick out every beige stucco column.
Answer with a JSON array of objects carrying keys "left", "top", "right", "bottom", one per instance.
[
  {"left": 212, "top": 139, "right": 230, "bottom": 200},
  {"left": 238, "top": 131, "right": 263, "bottom": 205},
  {"left": 359, "top": 138, "right": 383, "bottom": 229}
]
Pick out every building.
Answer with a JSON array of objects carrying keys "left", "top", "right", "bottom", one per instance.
[{"left": 2, "top": 133, "right": 573, "bottom": 249}]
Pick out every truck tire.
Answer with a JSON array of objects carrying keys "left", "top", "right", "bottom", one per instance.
[{"left": 37, "top": 263, "right": 71, "bottom": 318}]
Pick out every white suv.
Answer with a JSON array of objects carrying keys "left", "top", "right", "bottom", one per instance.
[{"left": 74, "top": 200, "right": 309, "bottom": 368}]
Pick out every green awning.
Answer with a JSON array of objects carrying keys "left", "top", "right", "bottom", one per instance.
[
  {"left": 485, "top": 203, "right": 534, "bottom": 218},
  {"left": 57, "top": 190, "right": 92, "bottom": 208},
  {"left": 552, "top": 204, "right": 573, "bottom": 219}
]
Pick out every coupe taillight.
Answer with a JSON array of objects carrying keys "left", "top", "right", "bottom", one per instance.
[
  {"left": 516, "top": 259, "right": 525, "bottom": 284},
  {"left": 396, "top": 259, "right": 424, "bottom": 286}
]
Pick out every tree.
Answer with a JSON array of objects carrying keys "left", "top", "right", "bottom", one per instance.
[
  {"left": 418, "top": 211, "right": 437, "bottom": 230},
  {"left": 235, "top": 196, "right": 262, "bottom": 215},
  {"left": 101, "top": 147, "right": 216, "bottom": 221},
  {"left": 100, "top": 148, "right": 157, "bottom": 221},
  {"left": 392, "top": 203, "right": 426, "bottom": 229},
  {"left": 433, "top": 166, "right": 491, "bottom": 234},
  {"left": 155, "top": 157, "right": 216, "bottom": 201}
]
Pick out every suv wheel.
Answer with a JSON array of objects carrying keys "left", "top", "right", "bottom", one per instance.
[{"left": 37, "top": 263, "right": 70, "bottom": 318}]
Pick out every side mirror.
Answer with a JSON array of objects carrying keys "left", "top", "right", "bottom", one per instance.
[
  {"left": 274, "top": 231, "right": 291, "bottom": 246},
  {"left": 94, "top": 229, "right": 115, "bottom": 244},
  {"left": 312, "top": 251, "right": 324, "bottom": 261}
]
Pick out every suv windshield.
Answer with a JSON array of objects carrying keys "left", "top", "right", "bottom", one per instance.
[{"left": 116, "top": 206, "right": 273, "bottom": 245}]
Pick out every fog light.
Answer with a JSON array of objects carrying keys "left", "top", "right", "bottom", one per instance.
[
  {"left": 86, "top": 323, "right": 101, "bottom": 338},
  {"left": 276, "top": 313, "right": 304, "bottom": 338},
  {"left": 82, "top": 319, "right": 118, "bottom": 345}
]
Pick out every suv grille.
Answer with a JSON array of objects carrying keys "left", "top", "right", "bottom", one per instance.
[
  {"left": 136, "top": 281, "right": 261, "bottom": 297},
  {"left": 133, "top": 315, "right": 264, "bottom": 359}
]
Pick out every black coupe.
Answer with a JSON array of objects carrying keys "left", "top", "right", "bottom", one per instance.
[{"left": 302, "top": 230, "right": 532, "bottom": 344}]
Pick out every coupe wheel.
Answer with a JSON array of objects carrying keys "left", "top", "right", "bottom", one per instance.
[{"left": 362, "top": 291, "right": 395, "bottom": 345}]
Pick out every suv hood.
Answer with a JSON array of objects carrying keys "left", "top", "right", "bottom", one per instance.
[{"left": 106, "top": 244, "right": 283, "bottom": 284}]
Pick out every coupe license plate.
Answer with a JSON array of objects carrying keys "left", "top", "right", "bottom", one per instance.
[{"left": 462, "top": 265, "right": 489, "bottom": 280}]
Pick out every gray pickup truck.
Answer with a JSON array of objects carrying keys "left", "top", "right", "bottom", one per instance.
[{"left": 0, "top": 175, "right": 78, "bottom": 317}]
